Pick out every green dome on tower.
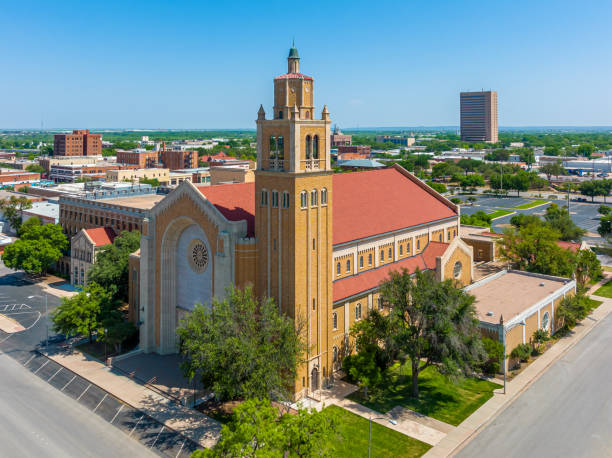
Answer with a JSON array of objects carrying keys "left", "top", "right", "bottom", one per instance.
[{"left": 288, "top": 44, "right": 299, "bottom": 59}]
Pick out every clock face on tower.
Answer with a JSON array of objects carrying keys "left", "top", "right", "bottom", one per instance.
[{"left": 305, "top": 86, "right": 310, "bottom": 92}]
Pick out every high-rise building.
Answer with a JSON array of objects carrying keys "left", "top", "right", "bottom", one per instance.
[
  {"left": 53, "top": 130, "right": 102, "bottom": 156},
  {"left": 460, "top": 91, "right": 498, "bottom": 143}
]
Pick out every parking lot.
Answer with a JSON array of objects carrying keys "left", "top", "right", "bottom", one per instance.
[{"left": 459, "top": 195, "right": 604, "bottom": 244}]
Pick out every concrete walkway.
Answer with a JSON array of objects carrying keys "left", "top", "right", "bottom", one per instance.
[
  {"left": 46, "top": 348, "right": 221, "bottom": 448},
  {"left": 424, "top": 277, "right": 612, "bottom": 457}
]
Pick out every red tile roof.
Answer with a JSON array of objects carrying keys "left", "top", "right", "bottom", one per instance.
[
  {"left": 196, "top": 183, "right": 256, "bottom": 237},
  {"left": 274, "top": 73, "right": 313, "bottom": 80},
  {"left": 332, "top": 242, "right": 450, "bottom": 303},
  {"left": 84, "top": 227, "right": 116, "bottom": 247},
  {"left": 331, "top": 168, "right": 457, "bottom": 244},
  {"left": 194, "top": 167, "right": 457, "bottom": 244},
  {"left": 556, "top": 240, "right": 582, "bottom": 252}
]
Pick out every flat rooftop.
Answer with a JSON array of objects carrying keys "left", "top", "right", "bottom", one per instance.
[
  {"left": 467, "top": 271, "right": 570, "bottom": 325},
  {"left": 98, "top": 193, "right": 164, "bottom": 209}
]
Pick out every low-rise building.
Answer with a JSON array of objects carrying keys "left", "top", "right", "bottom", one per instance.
[
  {"left": 49, "top": 163, "right": 138, "bottom": 183},
  {"left": 22, "top": 201, "right": 59, "bottom": 225},
  {"left": 0, "top": 171, "right": 41, "bottom": 187},
  {"left": 70, "top": 227, "right": 116, "bottom": 286},
  {"left": 39, "top": 155, "right": 105, "bottom": 174},
  {"left": 209, "top": 166, "right": 255, "bottom": 185},
  {"left": 376, "top": 135, "right": 415, "bottom": 147},
  {"left": 330, "top": 126, "right": 352, "bottom": 147},
  {"left": 466, "top": 270, "right": 576, "bottom": 371},
  {"left": 106, "top": 168, "right": 170, "bottom": 185},
  {"left": 337, "top": 145, "right": 371, "bottom": 160},
  {"left": 171, "top": 168, "right": 211, "bottom": 185},
  {"left": 336, "top": 159, "right": 386, "bottom": 170},
  {"left": 160, "top": 149, "right": 199, "bottom": 170},
  {"left": 116, "top": 150, "right": 159, "bottom": 168}
]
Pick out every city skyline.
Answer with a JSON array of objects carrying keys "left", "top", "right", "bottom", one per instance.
[{"left": 2, "top": 0, "right": 612, "bottom": 129}]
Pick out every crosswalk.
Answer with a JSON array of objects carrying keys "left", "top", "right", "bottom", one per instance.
[{"left": 0, "top": 303, "right": 31, "bottom": 312}]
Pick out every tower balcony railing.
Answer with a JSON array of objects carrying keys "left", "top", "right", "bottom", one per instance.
[
  {"left": 304, "top": 158, "right": 320, "bottom": 170},
  {"left": 268, "top": 158, "right": 285, "bottom": 170}
]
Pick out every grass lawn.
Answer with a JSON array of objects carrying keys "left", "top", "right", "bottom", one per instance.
[
  {"left": 585, "top": 297, "right": 604, "bottom": 309},
  {"left": 487, "top": 209, "right": 514, "bottom": 219},
  {"left": 347, "top": 363, "right": 500, "bottom": 426},
  {"left": 324, "top": 405, "right": 431, "bottom": 458},
  {"left": 594, "top": 281, "right": 612, "bottom": 298},
  {"left": 500, "top": 199, "right": 549, "bottom": 210},
  {"left": 602, "top": 266, "right": 612, "bottom": 273}
]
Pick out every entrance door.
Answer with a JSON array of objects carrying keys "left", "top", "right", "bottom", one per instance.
[{"left": 311, "top": 367, "right": 319, "bottom": 391}]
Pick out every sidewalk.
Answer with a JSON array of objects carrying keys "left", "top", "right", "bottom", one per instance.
[
  {"left": 46, "top": 348, "right": 221, "bottom": 448},
  {"left": 424, "top": 278, "right": 612, "bottom": 457}
]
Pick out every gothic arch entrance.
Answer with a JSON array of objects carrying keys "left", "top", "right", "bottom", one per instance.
[{"left": 311, "top": 367, "right": 319, "bottom": 391}]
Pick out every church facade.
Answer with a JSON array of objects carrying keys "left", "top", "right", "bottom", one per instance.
[{"left": 132, "top": 46, "right": 474, "bottom": 398}]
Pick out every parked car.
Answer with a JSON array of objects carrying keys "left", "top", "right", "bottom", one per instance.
[{"left": 597, "top": 173, "right": 609, "bottom": 178}]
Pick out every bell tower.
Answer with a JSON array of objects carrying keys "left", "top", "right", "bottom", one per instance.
[{"left": 255, "top": 45, "right": 333, "bottom": 397}]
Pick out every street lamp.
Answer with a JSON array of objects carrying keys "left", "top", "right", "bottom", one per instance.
[
  {"left": 104, "top": 328, "right": 108, "bottom": 365},
  {"left": 369, "top": 415, "right": 397, "bottom": 458},
  {"left": 28, "top": 293, "right": 48, "bottom": 348}
]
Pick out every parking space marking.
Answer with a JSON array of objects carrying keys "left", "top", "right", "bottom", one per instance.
[
  {"left": 129, "top": 414, "right": 145, "bottom": 437},
  {"left": 110, "top": 404, "right": 124, "bottom": 424},
  {"left": 33, "top": 360, "right": 49, "bottom": 374},
  {"left": 150, "top": 426, "right": 164, "bottom": 449},
  {"left": 175, "top": 439, "right": 186, "bottom": 458},
  {"left": 76, "top": 383, "right": 91, "bottom": 401},
  {"left": 47, "top": 367, "right": 62, "bottom": 382},
  {"left": 23, "top": 354, "right": 35, "bottom": 367},
  {"left": 93, "top": 393, "right": 108, "bottom": 413},
  {"left": 61, "top": 375, "right": 77, "bottom": 392}
]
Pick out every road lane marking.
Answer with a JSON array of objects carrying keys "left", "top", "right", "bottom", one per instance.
[
  {"left": 76, "top": 383, "right": 91, "bottom": 401},
  {"left": 23, "top": 354, "right": 35, "bottom": 367},
  {"left": 175, "top": 439, "right": 186, "bottom": 458},
  {"left": 60, "top": 375, "right": 76, "bottom": 392},
  {"left": 129, "top": 414, "right": 145, "bottom": 437},
  {"left": 150, "top": 426, "right": 164, "bottom": 449},
  {"left": 110, "top": 404, "right": 124, "bottom": 424},
  {"left": 47, "top": 367, "right": 62, "bottom": 382},
  {"left": 93, "top": 394, "right": 108, "bottom": 413},
  {"left": 33, "top": 360, "right": 49, "bottom": 374}
]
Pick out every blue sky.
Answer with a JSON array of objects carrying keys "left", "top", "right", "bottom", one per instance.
[{"left": 2, "top": 0, "right": 611, "bottom": 129}]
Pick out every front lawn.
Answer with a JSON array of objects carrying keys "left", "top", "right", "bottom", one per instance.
[
  {"left": 324, "top": 405, "right": 432, "bottom": 457},
  {"left": 500, "top": 199, "right": 549, "bottom": 210},
  {"left": 594, "top": 281, "right": 612, "bottom": 298},
  {"left": 585, "top": 297, "right": 604, "bottom": 309},
  {"left": 487, "top": 209, "right": 514, "bottom": 220},
  {"left": 347, "top": 363, "right": 500, "bottom": 426}
]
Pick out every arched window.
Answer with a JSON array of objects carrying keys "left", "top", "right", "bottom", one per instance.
[
  {"left": 261, "top": 189, "right": 268, "bottom": 206},
  {"left": 321, "top": 188, "right": 327, "bottom": 205},
  {"left": 300, "top": 191, "right": 307, "bottom": 208},
  {"left": 311, "top": 189, "right": 318, "bottom": 206},
  {"left": 313, "top": 135, "right": 319, "bottom": 159},
  {"left": 417, "top": 239, "right": 420, "bottom": 250},
  {"left": 312, "top": 298, "right": 316, "bottom": 311},
  {"left": 282, "top": 192, "right": 290, "bottom": 209},
  {"left": 399, "top": 245, "right": 403, "bottom": 256},
  {"left": 305, "top": 135, "right": 312, "bottom": 159},
  {"left": 278, "top": 111, "right": 283, "bottom": 119},
  {"left": 269, "top": 136, "right": 277, "bottom": 158},
  {"left": 277, "top": 136, "right": 284, "bottom": 159},
  {"left": 306, "top": 111, "right": 311, "bottom": 119},
  {"left": 380, "top": 250, "right": 384, "bottom": 261},
  {"left": 378, "top": 297, "right": 384, "bottom": 310},
  {"left": 346, "top": 260, "right": 350, "bottom": 272},
  {"left": 271, "top": 191, "right": 279, "bottom": 208},
  {"left": 332, "top": 313, "right": 338, "bottom": 330},
  {"left": 337, "top": 262, "right": 341, "bottom": 275},
  {"left": 368, "top": 253, "right": 372, "bottom": 266},
  {"left": 355, "top": 303, "right": 362, "bottom": 320},
  {"left": 388, "top": 248, "right": 392, "bottom": 258},
  {"left": 359, "top": 256, "right": 363, "bottom": 268},
  {"left": 333, "top": 346, "right": 338, "bottom": 362}
]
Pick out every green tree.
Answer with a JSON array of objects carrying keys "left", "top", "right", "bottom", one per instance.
[
  {"left": 579, "top": 180, "right": 604, "bottom": 202},
  {"left": 460, "top": 210, "right": 492, "bottom": 227},
  {"left": 480, "top": 337, "right": 505, "bottom": 375},
  {"left": 510, "top": 343, "right": 531, "bottom": 363},
  {"left": 457, "top": 158, "right": 480, "bottom": 176},
  {"left": 139, "top": 177, "right": 161, "bottom": 187},
  {"left": 427, "top": 182, "right": 447, "bottom": 194},
  {"left": 25, "top": 163, "right": 45, "bottom": 174},
  {"left": 460, "top": 174, "right": 485, "bottom": 188},
  {"left": 177, "top": 286, "right": 304, "bottom": 402},
  {"left": 431, "top": 162, "right": 451, "bottom": 180},
  {"left": 380, "top": 269, "right": 485, "bottom": 397},
  {"left": 543, "top": 203, "right": 586, "bottom": 241},
  {"left": 574, "top": 249, "right": 602, "bottom": 288},
  {"left": 577, "top": 144, "right": 595, "bottom": 157},
  {"left": 196, "top": 398, "right": 338, "bottom": 458},
  {"left": 598, "top": 213, "right": 612, "bottom": 242},
  {"left": 87, "top": 230, "right": 140, "bottom": 302},
  {"left": 1, "top": 222, "right": 67, "bottom": 275},
  {"left": 485, "top": 149, "right": 510, "bottom": 161},
  {"left": 508, "top": 171, "right": 530, "bottom": 196},
  {"left": 599, "top": 205, "right": 612, "bottom": 215},
  {"left": 540, "top": 162, "right": 566, "bottom": 182},
  {"left": 510, "top": 213, "right": 542, "bottom": 228},
  {"left": 51, "top": 283, "right": 116, "bottom": 343},
  {"left": 556, "top": 293, "right": 592, "bottom": 330},
  {"left": 0, "top": 195, "right": 33, "bottom": 231}
]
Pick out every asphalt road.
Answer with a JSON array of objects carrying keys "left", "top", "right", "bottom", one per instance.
[
  {"left": 0, "top": 352, "right": 156, "bottom": 458},
  {"left": 457, "top": 311, "right": 612, "bottom": 458}
]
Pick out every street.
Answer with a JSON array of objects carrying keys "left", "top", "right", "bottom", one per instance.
[
  {"left": 457, "top": 311, "right": 612, "bottom": 458},
  {"left": 0, "top": 351, "right": 156, "bottom": 458}
]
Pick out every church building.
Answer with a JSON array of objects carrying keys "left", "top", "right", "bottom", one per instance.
[{"left": 131, "top": 46, "right": 474, "bottom": 398}]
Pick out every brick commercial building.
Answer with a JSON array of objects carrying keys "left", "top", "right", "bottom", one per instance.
[
  {"left": 159, "top": 149, "right": 198, "bottom": 170},
  {"left": 337, "top": 145, "right": 371, "bottom": 160},
  {"left": 330, "top": 126, "right": 352, "bottom": 147},
  {"left": 106, "top": 168, "right": 170, "bottom": 185},
  {"left": 460, "top": 91, "right": 498, "bottom": 143},
  {"left": 116, "top": 150, "right": 160, "bottom": 168},
  {"left": 53, "top": 130, "right": 102, "bottom": 156},
  {"left": 39, "top": 156, "right": 104, "bottom": 175},
  {"left": 70, "top": 227, "right": 116, "bottom": 286},
  {"left": 0, "top": 171, "right": 41, "bottom": 185},
  {"left": 49, "top": 163, "right": 138, "bottom": 183}
]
